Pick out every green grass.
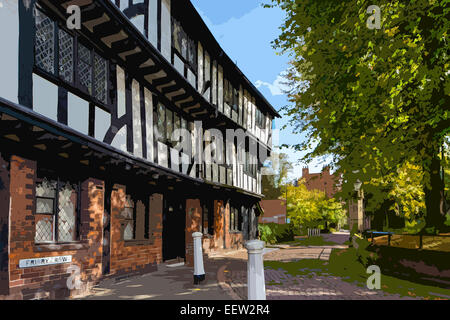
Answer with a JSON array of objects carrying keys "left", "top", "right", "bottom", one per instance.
[
  {"left": 264, "top": 248, "right": 450, "bottom": 300},
  {"left": 281, "top": 236, "right": 336, "bottom": 247}
]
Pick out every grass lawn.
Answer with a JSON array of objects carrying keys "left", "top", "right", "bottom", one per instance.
[
  {"left": 280, "top": 236, "right": 337, "bottom": 247},
  {"left": 264, "top": 248, "right": 450, "bottom": 300}
]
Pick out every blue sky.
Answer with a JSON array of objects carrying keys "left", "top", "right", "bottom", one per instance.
[{"left": 191, "top": 0, "right": 327, "bottom": 179}]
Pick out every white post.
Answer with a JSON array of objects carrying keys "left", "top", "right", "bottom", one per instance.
[
  {"left": 245, "top": 240, "right": 266, "bottom": 300},
  {"left": 192, "top": 232, "right": 205, "bottom": 285}
]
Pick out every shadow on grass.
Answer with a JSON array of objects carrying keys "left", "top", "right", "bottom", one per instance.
[{"left": 264, "top": 248, "right": 450, "bottom": 300}]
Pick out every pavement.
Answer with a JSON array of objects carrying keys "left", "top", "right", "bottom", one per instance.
[
  {"left": 80, "top": 258, "right": 233, "bottom": 300},
  {"left": 79, "top": 232, "right": 420, "bottom": 300}
]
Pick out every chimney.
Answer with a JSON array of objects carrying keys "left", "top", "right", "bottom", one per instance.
[{"left": 302, "top": 167, "right": 309, "bottom": 177}]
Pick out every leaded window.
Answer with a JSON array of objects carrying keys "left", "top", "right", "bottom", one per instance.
[
  {"left": 34, "top": 8, "right": 112, "bottom": 111},
  {"left": 94, "top": 54, "right": 108, "bottom": 104},
  {"left": 256, "top": 109, "right": 266, "bottom": 129},
  {"left": 78, "top": 43, "right": 92, "bottom": 94},
  {"left": 59, "top": 29, "right": 74, "bottom": 83},
  {"left": 122, "top": 195, "right": 135, "bottom": 241},
  {"left": 35, "top": 10, "right": 55, "bottom": 74},
  {"left": 35, "top": 177, "right": 79, "bottom": 243},
  {"left": 156, "top": 103, "right": 166, "bottom": 142},
  {"left": 230, "top": 205, "right": 242, "bottom": 232},
  {"left": 172, "top": 17, "right": 197, "bottom": 84}
]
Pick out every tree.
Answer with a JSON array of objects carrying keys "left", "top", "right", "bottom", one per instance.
[
  {"left": 287, "top": 181, "right": 346, "bottom": 230},
  {"left": 268, "top": 0, "right": 450, "bottom": 233},
  {"left": 262, "top": 152, "right": 293, "bottom": 199}
]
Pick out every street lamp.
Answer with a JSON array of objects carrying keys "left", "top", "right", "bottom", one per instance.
[
  {"left": 354, "top": 179, "right": 362, "bottom": 192},
  {"left": 353, "top": 179, "right": 365, "bottom": 231}
]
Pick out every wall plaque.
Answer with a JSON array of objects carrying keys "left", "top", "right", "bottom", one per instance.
[{"left": 19, "top": 255, "right": 72, "bottom": 268}]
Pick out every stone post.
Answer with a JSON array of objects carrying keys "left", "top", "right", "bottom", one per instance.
[
  {"left": 245, "top": 240, "right": 266, "bottom": 300},
  {"left": 192, "top": 232, "right": 205, "bottom": 284}
]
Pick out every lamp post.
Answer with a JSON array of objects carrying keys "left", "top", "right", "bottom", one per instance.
[{"left": 353, "top": 179, "right": 364, "bottom": 232}]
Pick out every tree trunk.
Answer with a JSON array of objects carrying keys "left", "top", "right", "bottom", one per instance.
[{"left": 423, "top": 154, "right": 446, "bottom": 233}]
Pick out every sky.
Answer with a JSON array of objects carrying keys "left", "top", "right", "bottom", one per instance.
[{"left": 191, "top": 0, "right": 328, "bottom": 180}]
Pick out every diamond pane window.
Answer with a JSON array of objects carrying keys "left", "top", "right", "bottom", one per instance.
[
  {"left": 122, "top": 195, "right": 135, "bottom": 240},
  {"left": 166, "top": 109, "right": 173, "bottom": 144},
  {"left": 57, "top": 182, "right": 78, "bottom": 242},
  {"left": 36, "top": 198, "right": 54, "bottom": 214},
  {"left": 123, "top": 222, "right": 133, "bottom": 241},
  {"left": 78, "top": 43, "right": 92, "bottom": 94},
  {"left": 35, "top": 216, "right": 54, "bottom": 243},
  {"left": 35, "top": 10, "right": 55, "bottom": 74},
  {"left": 188, "top": 38, "right": 197, "bottom": 71},
  {"left": 94, "top": 54, "right": 108, "bottom": 104},
  {"left": 156, "top": 104, "right": 166, "bottom": 142},
  {"left": 172, "top": 19, "right": 182, "bottom": 54},
  {"left": 35, "top": 176, "right": 79, "bottom": 243},
  {"left": 59, "top": 29, "right": 74, "bottom": 83}
]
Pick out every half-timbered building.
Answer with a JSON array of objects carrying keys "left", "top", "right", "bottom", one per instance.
[{"left": 0, "top": 0, "right": 279, "bottom": 299}]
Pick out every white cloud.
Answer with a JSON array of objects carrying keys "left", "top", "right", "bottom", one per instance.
[{"left": 255, "top": 74, "right": 290, "bottom": 96}]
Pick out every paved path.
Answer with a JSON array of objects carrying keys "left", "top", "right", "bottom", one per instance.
[
  {"left": 81, "top": 258, "right": 231, "bottom": 300},
  {"left": 221, "top": 268, "right": 418, "bottom": 300},
  {"left": 215, "top": 232, "right": 417, "bottom": 300},
  {"left": 79, "top": 232, "right": 423, "bottom": 300}
]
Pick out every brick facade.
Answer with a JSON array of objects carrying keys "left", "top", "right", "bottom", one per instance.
[
  {"left": 185, "top": 199, "right": 202, "bottom": 267},
  {"left": 301, "top": 167, "right": 339, "bottom": 199},
  {"left": 259, "top": 200, "right": 287, "bottom": 224},
  {"left": 0, "top": 154, "right": 250, "bottom": 300},
  {"left": 108, "top": 186, "right": 163, "bottom": 276},
  {"left": 4, "top": 156, "right": 106, "bottom": 300},
  {"left": 0, "top": 152, "right": 10, "bottom": 296}
]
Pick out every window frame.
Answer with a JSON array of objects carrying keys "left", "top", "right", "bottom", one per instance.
[
  {"left": 229, "top": 204, "right": 242, "bottom": 233},
  {"left": 171, "top": 16, "right": 198, "bottom": 87},
  {"left": 34, "top": 173, "right": 81, "bottom": 244},
  {"left": 33, "top": 7, "right": 113, "bottom": 114}
]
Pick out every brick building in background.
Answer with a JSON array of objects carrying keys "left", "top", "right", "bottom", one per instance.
[
  {"left": 300, "top": 167, "right": 340, "bottom": 198},
  {"left": 0, "top": 0, "right": 279, "bottom": 299},
  {"left": 259, "top": 200, "right": 287, "bottom": 224}
]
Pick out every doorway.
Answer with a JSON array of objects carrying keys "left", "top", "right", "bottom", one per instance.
[{"left": 162, "top": 196, "right": 186, "bottom": 262}]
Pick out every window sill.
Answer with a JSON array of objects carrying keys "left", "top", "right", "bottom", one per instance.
[{"left": 34, "top": 241, "right": 89, "bottom": 252}]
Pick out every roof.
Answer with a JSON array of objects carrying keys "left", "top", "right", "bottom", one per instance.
[{"left": 180, "top": 1, "right": 281, "bottom": 118}]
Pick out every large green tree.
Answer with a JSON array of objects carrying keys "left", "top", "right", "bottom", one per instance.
[{"left": 269, "top": 0, "right": 449, "bottom": 232}]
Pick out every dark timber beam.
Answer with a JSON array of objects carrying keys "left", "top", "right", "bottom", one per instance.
[{"left": 18, "top": 0, "right": 37, "bottom": 108}]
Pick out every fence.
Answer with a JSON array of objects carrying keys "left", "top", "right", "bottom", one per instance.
[
  {"left": 368, "top": 231, "right": 450, "bottom": 252},
  {"left": 307, "top": 228, "right": 321, "bottom": 237}
]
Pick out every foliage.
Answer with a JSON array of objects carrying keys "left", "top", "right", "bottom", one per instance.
[
  {"left": 287, "top": 181, "right": 347, "bottom": 230},
  {"left": 258, "top": 223, "right": 295, "bottom": 244},
  {"left": 267, "top": 0, "right": 450, "bottom": 230},
  {"left": 262, "top": 153, "right": 294, "bottom": 199},
  {"left": 369, "top": 162, "right": 426, "bottom": 228},
  {"left": 353, "top": 236, "right": 378, "bottom": 266},
  {"left": 264, "top": 248, "right": 450, "bottom": 299}
]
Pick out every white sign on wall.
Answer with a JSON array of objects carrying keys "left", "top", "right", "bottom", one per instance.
[{"left": 19, "top": 255, "right": 72, "bottom": 268}]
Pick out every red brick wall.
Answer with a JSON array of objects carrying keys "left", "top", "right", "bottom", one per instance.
[
  {"left": 301, "top": 167, "right": 338, "bottom": 198},
  {"left": 259, "top": 200, "right": 287, "bottom": 224},
  {"left": 185, "top": 199, "right": 202, "bottom": 266},
  {"left": 4, "top": 155, "right": 104, "bottom": 300},
  {"left": 0, "top": 153, "right": 10, "bottom": 296},
  {"left": 109, "top": 186, "right": 162, "bottom": 275},
  {"left": 213, "top": 200, "right": 225, "bottom": 249}
]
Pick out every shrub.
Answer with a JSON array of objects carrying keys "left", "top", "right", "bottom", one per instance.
[
  {"left": 258, "top": 223, "right": 295, "bottom": 244},
  {"left": 352, "top": 235, "right": 378, "bottom": 267}
]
